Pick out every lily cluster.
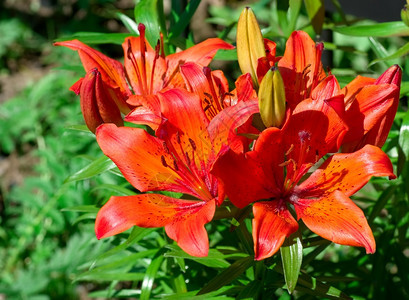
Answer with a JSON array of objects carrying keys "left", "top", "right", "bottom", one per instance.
[{"left": 55, "top": 9, "right": 401, "bottom": 261}]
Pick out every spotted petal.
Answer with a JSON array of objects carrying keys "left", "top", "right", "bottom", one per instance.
[{"left": 95, "top": 194, "right": 216, "bottom": 257}]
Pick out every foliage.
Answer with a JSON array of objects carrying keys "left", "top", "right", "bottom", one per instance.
[{"left": 1, "top": 0, "right": 409, "bottom": 299}]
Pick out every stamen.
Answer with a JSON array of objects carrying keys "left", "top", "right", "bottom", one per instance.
[
  {"left": 203, "top": 67, "right": 223, "bottom": 112},
  {"left": 127, "top": 39, "right": 147, "bottom": 94},
  {"left": 149, "top": 41, "right": 161, "bottom": 94},
  {"left": 286, "top": 144, "right": 294, "bottom": 156},
  {"left": 138, "top": 23, "right": 148, "bottom": 94}
]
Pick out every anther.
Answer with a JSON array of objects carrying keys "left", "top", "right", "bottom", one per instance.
[{"left": 286, "top": 144, "right": 294, "bottom": 156}]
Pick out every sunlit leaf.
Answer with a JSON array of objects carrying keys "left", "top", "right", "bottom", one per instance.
[
  {"left": 280, "top": 233, "right": 303, "bottom": 294},
  {"left": 304, "top": 0, "right": 325, "bottom": 35},
  {"left": 141, "top": 250, "right": 165, "bottom": 300},
  {"left": 134, "top": 0, "right": 160, "bottom": 47},
  {"left": 64, "top": 155, "right": 116, "bottom": 183},
  {"left": 55, "top": 33, "right": 135, "bottom": 45},
  {"left": 399, "top": 110, "right": 409, "bottom": 159},
  {"left": 117, "top": 12, "right": 140, "bottom": 35},
  {"left": 333, "top": 21, "right": 409, "bottom": 37}
]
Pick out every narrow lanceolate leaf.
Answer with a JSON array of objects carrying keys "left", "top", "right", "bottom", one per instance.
[
  {"left": 296, "top": 272, "right": 352, "bottom": 299},
  {"left": 140, "top": 250, "right": 165, "bottom": 300},
  {"left": 399, "top": 110, "right": 409, "bottom": 159},
  {"left": 369, "top": 41, "right": 409, "bottom": 66},
  {"left": 64, "top": 155, "right": 116, "bottom": 183},
  {"left": 168, "top": 0, "right": 201, "bottom": 40},
  {"left": 197, "top": 256, "right": 254, "bottom": 295},
  {"left": 280, "top": 233, "right": 303, "bottom": 294},
  {"left": 333, "top": 21, "right": 409, "bottom": 37},
  {"left": 304, "top": 0, "right": 325, "bottom": 35},
  {"left": 134, "top": 0, "right": 161, "bottom": 47},
  {"left": 117, "top": 12, "right": 140, "bottom": 34},
  {"left": 288, "top": 0, "right": 303, "bottom": 34},
  {"left": 55, "top": 33, "right": 135, "bottom": 45}
]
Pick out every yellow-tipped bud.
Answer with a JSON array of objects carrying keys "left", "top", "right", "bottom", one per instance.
[
  {"left": 236, "top": 7, "right": 266, "bottom": 89},
  {"left": 402, "top": 4, "right": 409, "bottom": 27},
  {"left": 258, "top": 67, "right": 286, "bottom": 128}
]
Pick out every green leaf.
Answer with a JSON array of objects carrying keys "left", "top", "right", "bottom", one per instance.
[
  {"left": 91, "top": 183, "right": 136, "bottom": 196},
  {"left": 168, "top": 0, "right": 201, "bottom": 40},
  {"left": 288, "top": 0, "right": 302, "bottom": 34},
  {"left": 64, "top": 155, "right": 116, "bottom": 183},
  {"left": 94, "top": 227, "right": 157, "bottom": 262},
  {"left": 117, "top": 12, "right": 140, "bottom": 34},
  {"left": 197, "top": 256, "right": 254, "bottom": 295},
  {"left": 61, "top": 205, "right": 99, "bottom": 213},
  {"left": 399, "top": 110, "right": 409, "bottom": 159},
  {"left": 296, "top": 272, "right": 351, "bottom": 299},
  {"left": 368, "top": 37, "right": 394, "bottom": 68},
  {"left": 213, "top": 49, "right": 237, "bottom": 61},
  {"left": 164, "top": 245, "right": 235, "bottom": 268},
  {"left": 333, "top": 21, "right": 409, "bottom": 37},
  {"left": 304, "top": 0, "right": 325, "bottom": 35},
  {"left": 370, "top": 41, "right": 409, "bottom": 66},
  {"left": 368, "top": 185, "right": 397, "bottom": 225},
  {"left": 140, "top": 250, "right": 165, "bottom": 300},
  {"left": 280, "top": 233, "right": 303, "bottom": 294},
  {"left": 77, "top": 271, "right": 145, "bottom": 282},
  {"left": 55, "top": 33, "right": 135, "bottom": 45},
  {"left": 134, "top": 0, "right": 160, "bottom": 47}
]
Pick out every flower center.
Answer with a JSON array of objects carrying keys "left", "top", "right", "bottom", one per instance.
[{"left": 159, "top": 130, "right": 216, "bottom": 201}]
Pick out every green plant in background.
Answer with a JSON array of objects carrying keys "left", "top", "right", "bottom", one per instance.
[{"left": 1, "top": 0, "right": 409, "bottom": 299}]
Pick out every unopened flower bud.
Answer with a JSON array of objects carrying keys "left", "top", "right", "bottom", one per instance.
[
  {"left": 79, "top": 68, "right": 124, "bottom": 133},
  {"left": 236, "top": 7, "right": 266, "bottom": 89},
  {"left": 402, "top": 3, "right": 409, "bottom": 27},
  {"left": 375, "top": 64, "right": 402, "bottom": 87},
  {"left": 258, "top": 67, "right": 286, "bottom": 128}
]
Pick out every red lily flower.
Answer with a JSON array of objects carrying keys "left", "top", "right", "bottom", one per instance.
[
  {"left": 277, "top": 30, "right": 327, "bottom": 111},
  {"left": 126, "top": 61, "right": 258, "bottom": 152},
  {"left": 95, "top": 88, "right": 258, "bottom": 257},
  {"left": 341, "top": 65, "right": 402, "bottom": 152},
  {"left": 212, "top": 77, "right": 396, "bottom": 260},
  {"left": 54, "top": 24, "right": 233, "bottom": 130}
]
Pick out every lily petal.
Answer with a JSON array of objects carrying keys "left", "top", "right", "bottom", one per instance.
[
  {"left": 95, "top": 194, "right": 215, "bottom": 257},
  {"left": 297, "top": 144, "right": 396, "bottom": 198},
  {"left": 209, "top": 99, "right": 259, "bottom": 153},
  {"left": 278, "top": 31, "right": 326, "bottom": 109},
  {"left": 294, "top": 190, "right": 376, "bottom": 253},
  {"left": 96, "top": 124, "right": 188, "bottom": 194},
  {"left": 165, "top": 38, "right": 234, "bottom": 88},
  {"left": 341, "top": 84, "right": 399, "bottom": 152},
  {"left": 54, "top": 39, "right": 131, "bottom": 98},
  {"left": 211, "top": 146, "right": 276, "bottom": 208},
  {"left": 253, "top": 201, "right": 299, "bottom": 260}
]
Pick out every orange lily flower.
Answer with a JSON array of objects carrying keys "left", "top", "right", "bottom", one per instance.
[
  {"left": 212, "top": 77, "right": 396, "bottom": 260},
  {"left": 341, "top": 65, "right": 402, "bottom": 152},
  {"left": 54, "top": 24, "right": 234, "bottom": 130},
  {"left": 277, "top": 30, "right": 326, "bottom": 111},
  {"left": 95, "top": 88, "right": 258, "bottom": 257}
]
